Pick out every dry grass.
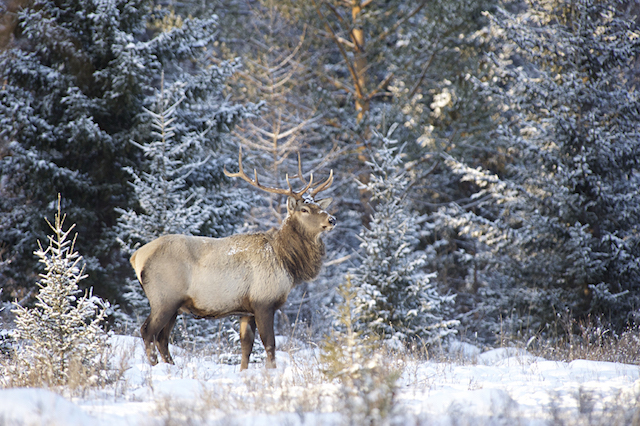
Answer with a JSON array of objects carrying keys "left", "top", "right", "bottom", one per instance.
[
  {"left": 4, "top": 309, "right": 640, "bottom": 425},
  {"left": 498, "top": 316, "right": 640, "bottom": 365},
  {"left": 546, "top": 387, "right": 640, "bottom": 426},
  {"left": 145, "top": 349, "right": 338, "bottom": 426}
]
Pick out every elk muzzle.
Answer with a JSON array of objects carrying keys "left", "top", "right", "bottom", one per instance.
[{"left": 324, "top": 214, "right": 336, "bottom": 231}]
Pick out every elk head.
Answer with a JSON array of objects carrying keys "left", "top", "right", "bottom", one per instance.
[
  {"left": 224, "top": 147, "right": 336, "bottom": 237},
  {"left": 286, "top": 197, "right": 335, "bottom": 236}
]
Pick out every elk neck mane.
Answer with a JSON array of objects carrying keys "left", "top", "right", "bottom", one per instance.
[{"left": 270, "top": 214, "right": 325, "bottom": 286}]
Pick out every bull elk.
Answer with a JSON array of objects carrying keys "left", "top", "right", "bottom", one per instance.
[{"left": 129, "top": 148, "right": 335, "bottom": 369}]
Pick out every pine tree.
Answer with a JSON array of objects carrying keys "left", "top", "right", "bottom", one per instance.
[
  {"left": 116, "top": 77, "right": 246, "bottom": 250},
  {"left": 228, "top": 3, "right": 326, "bottom": 224},
  {"left": 351, "top": 129, "right": 458, "bottom": 346},
  {"left": 8, "top": 197, "right": 110, "bottom": 391},
  {"left": 449, "top": 0, "right": 640, "bottom": 334}
]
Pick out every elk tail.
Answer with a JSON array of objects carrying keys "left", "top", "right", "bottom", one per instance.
[{"left": 130, "top": 250, "right": 144, "bottom": 286}]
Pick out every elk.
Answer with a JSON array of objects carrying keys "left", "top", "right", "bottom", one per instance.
[{"left": 129, "top": 148, "right": 335, "bottom": 369}]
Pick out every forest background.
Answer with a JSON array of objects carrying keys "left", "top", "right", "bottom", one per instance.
[{"left": 0, "top": 0, "right": 639, "bottom": 351}]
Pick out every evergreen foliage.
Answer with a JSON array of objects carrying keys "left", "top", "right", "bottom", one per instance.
[
  {"left": 115, "top": 77, "right": 249, "bottom": 253},
  {"left": 2, "top": 0, "right": 638, "bottom": 349},
  {"left": 6, "top": 198, "right": 110, "bottom": 391},
  {"left": 0, "top": 0, "right": 244, "bottom": 301},
  {"left": 351, "top": 129, "right": 458, "bottom": 345},
  {"left": 450, "top": 0, "right": 640, "bottom": 334}
]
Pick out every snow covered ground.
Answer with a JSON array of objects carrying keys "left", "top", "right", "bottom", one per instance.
[{"left": 1, "top": 335, "right": 639, "bottom": 425}]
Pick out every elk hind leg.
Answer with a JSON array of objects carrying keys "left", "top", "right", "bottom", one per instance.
[
  {"left": 254, "top": 307, "right": 277, "bottom": 369},
  {"left": 156, "top": 311, "right": 178, "bottom": 365},
  {"left": 239, "top": 315, "right": 256, "bottom": 371},
  {"left": 140, "top": 316, "right": 158, "bottom": 365},
  {"left": 141, "top": 306, "right": 179, "bottom": 365}
]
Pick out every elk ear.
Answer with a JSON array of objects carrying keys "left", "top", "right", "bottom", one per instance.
[
  {"left": 316, "top": 197, "right": 333, "bottom": 210},
  {"left": 287, "top": 196, "right": 298, "bottom": 213}
]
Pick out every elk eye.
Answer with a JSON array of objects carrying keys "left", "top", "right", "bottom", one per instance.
[{"left": 301, "top": 208, "right": 310, "bottom": 214}]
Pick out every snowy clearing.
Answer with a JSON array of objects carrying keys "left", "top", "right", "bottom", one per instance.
[{"left": 1, "top": 335, "right": 639, "bottom": 425}]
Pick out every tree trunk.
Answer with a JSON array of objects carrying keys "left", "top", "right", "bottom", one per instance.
[{"left": 351, "top": 2, "right": 368, "bottom": 121}]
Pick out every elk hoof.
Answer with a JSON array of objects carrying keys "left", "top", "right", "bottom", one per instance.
[{"left": 160, "top": 354, "right": 175, "bottom": 365}]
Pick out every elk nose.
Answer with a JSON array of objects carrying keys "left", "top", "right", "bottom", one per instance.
[{"left": 328, "top": 215, "right": 336, "bottom": 226}]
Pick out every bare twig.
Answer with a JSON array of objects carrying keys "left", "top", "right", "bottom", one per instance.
[
  {"left": 375, "top": 0, "right": 429, "bottom": 44},
  {"left": 408, "top": 36, "right": 440, "bottom": 100},
  {"left": 366, "top": 72, "right": 395, "bottom": 101}
]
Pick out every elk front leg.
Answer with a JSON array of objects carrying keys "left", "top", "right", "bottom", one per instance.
[
  {"left": 239, "top": 315, "right": 256, "bottom": 371},
  {"left": 254, "top": 307, "right": 277, "bottom": 369}
]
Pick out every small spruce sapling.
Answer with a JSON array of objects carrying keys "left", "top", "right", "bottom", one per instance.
[
  {"left": 321, "top": 276, "right": 400, "bottom": 425},
  {"left": 8, "top": 197, "right": 110, "bottom": 391}
]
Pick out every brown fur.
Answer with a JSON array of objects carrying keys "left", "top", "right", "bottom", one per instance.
[{"left": 271, "top": 215, "right": 326, "bottom": 285}]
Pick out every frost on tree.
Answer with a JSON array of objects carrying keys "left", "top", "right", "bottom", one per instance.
[
  {"left": 0, "top": 0, "right": 256, "bottom": 301},
  {"left": 351, "top": 128, "right": 458, "bottom": 346},
  {"left": 116, "top": 80, "right": 219, "bottom": 251},
  {"left": 448, "top": 0, "right": 640, "bottom": 332},
  {"left": 9, "top": 198, "right": 110, "bottom": 390}
]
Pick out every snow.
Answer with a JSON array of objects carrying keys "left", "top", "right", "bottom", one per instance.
[
  {"left": 0, "top": 388, "right": 98, "bottom": 426},
  {"left": 1, "top": 335, "right": 639, "bottom": 425}
]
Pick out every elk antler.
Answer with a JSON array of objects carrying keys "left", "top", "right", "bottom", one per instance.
[
  {"left": 224, "top": 147, "right": 315, "bottom": 200},
  {"left": 292, "top": 152, "right": 334, "bottom": 200},
  {"left": 310, "top": 169, "right": 333, "bottom": 199}
]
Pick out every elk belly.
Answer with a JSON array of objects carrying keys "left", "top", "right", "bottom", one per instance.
[{"left": 183, "top": 266, "right": 252, "bottom": 318}]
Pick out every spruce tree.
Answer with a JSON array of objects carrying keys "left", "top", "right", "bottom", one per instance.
[
  {"left": 116, "top": 76, "right": 249, "bottom": 251},
  {"left": 449, "top": 0, "right": 640, "bottom": 333},
  {"left": 0, "top": 0, "right": 243, "bottom": 301},
  {"left": 351, "top": 129, "right": 458, "bottom": 346},
  {"left": 8, "top": 198, "right": 110, "bottom": 391}
]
